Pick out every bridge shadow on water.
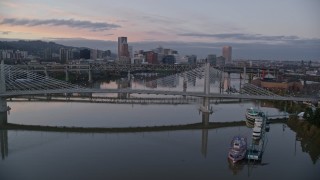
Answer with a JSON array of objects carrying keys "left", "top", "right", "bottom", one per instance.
[{"left": 1, "top": 121, "right": 250, "bottom": 133}]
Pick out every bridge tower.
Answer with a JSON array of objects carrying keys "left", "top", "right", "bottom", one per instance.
[
  {"left": 0, "top": 60, "right": 8, "bottom": 125},
  {"left": 183, "top": 72, "right": 187, "bottom": 98},
  {"left": 44, "top": 66, "right": 49, "bottom": 78},
  {"left": 200, "top": 62, "right": 211, "bottom": 126},
  {"left": 240, "top": 66, "right": 246, "bottom": 93},
  {"left": 227, "top": 72, "right": 231, "bottom": 94},
  {"left": 65, "top": 66, "right": 69, "bottom": 82},
  {"left": 88, "top": 65, "right": 92, "bottom": 83}
]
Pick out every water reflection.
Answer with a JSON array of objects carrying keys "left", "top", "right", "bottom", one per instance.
[
  {"left": 0, "top": 130, "right": 8, "bottom": 160},
  {"left": 228, "top": 159, "right": 270, "bottom": 176},
  {"left": 201, "top": 128, "right": 208, "bottom": 157},
  {"left": 0, "top": 112, "right": 7, "bottom": 125}
]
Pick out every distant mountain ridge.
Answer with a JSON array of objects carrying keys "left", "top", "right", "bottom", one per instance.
[{"left": 0, "top": 40, "right": 76, "bottom": 56}]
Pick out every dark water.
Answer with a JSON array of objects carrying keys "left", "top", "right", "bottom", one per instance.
[
  {"left": 0, "top": 101, "right": 319, "bottom": 180},
  {"left": 0, "top": 124, "right": 319, "bottom": 180}
]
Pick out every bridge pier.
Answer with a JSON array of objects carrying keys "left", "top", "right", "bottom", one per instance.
[
  {"left": 0, "top": 60, "right": 8, "bottom": 126},
  {"left": 201, "top": 98, "right": 210, "bottom": 126},
  {"left": 0, "top": 98, "right": 8, "bottom": 125}
]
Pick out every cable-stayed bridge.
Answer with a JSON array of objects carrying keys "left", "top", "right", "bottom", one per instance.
[
  {"left": 0, "top": 61, "right": 319, "bottom": 126},
  {"left": 0, "top": 61, "right": 316, "bottom": 101}
]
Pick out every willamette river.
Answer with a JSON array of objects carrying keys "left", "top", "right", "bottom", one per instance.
[{"left": 0, "top": 75, "right": 319, "bottom": 179}]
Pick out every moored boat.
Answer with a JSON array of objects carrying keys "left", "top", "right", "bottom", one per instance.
[
  {"left": 245, "top": 108, "right": 263, "bottom": 123},
  {"left": 228, "top": 136, "right": 247, "bottom": 163},
  {"left": 252, "top": 126, "right": 262, "bottom": 140}
]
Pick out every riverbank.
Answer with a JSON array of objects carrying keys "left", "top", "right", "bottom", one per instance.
[{"left": 287, "top": 116, "right": 320, "bottom": 163}]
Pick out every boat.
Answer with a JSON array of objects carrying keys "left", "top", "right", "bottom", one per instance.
[
  {"left": 254, "top": 118, "right": 263, "bottom": 128},
  {"left": 228, "top": 136, "right": 247, "bottom": 163},
  {"left": 245, "top": 108, "right": 263, "bottom": 123},
  {"left": 265, "top": 123, "right": 270, "bottom": 132},
  {"left": 252, "top": 126, "right": 262, "bottom": 140}
]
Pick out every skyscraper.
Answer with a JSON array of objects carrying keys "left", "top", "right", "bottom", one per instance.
[
  {"left": 222, "top": 46, "right": 232, "bottom": 62},
  {"left": 59, "top": 48, "right": 68, "bottom": 64},
  {"left": 118, "top": 37, "right": 129, "bottom": 57}
]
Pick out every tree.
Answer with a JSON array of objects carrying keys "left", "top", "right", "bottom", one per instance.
[
  {"left": 304, "top": 107, "right": 314, "bottom": 123},
  {"left": 313, "top": 108, "right": 320, "bottom": 127}
]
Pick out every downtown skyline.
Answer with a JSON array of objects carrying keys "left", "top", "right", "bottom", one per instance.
[{"left": 0, "top": 0, "right": 319, "bottom": 60}]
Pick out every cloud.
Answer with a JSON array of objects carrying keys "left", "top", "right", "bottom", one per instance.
[
  {"left": 178, "top": 33, "right": 300, "bottom": 42},
  {"left": 0, "top": 18, "right": 121, "bottom": 31},
  {"left": 1, "top": 31, "right": 11, "bottom": 35}
]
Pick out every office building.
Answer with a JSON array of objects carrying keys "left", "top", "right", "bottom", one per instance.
[
  {"left": 222, "top": 46, "right": 232, "bottom": 62},
  {"left": 118, "top": 37, "right": 130, "bottom": 57}
]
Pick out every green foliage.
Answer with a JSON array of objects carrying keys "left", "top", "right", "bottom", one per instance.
[
  {"left": 304, "top": 107, "right": 320, "bottom": 127},
  {"left": 304, "top": 107, "right": 314, "bottom": 122},
  {"left": 313, "top": 108, "right": 320, "bottom": 127}
]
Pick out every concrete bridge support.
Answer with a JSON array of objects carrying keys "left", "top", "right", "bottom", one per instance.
[
  {"left": 0, "top": 60, "right": 8, "bottom": 125},
  {"left": 0, "top": 98, "right": 8, "bottom": 125},
  {"left": 0, "top": 60, "right": 5, "bottom": 93}
]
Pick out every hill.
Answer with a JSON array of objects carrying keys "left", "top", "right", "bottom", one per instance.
[{"left": 0, "top": 40, "right": 74, "bottom": 56}]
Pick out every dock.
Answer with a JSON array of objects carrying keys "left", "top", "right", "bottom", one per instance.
[{"left": 246, "top": 113, "right": 269, "bottom": 161}]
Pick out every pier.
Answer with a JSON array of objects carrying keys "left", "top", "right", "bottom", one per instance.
[{"left": 247, "top": 113, "right": 270, "bottom": 161}]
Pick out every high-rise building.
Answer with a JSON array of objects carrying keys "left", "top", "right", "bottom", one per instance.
[
  {"left": 144, "top": 51, "right": 158, "bottom": 64},
  {"left": 59, "top": 48, "right": 68, "bottom": 64},
  {"left": 222, "top": 46, "right": 232, "bottom": 62},
  {"left": 118, "top": 37, "right": 129, "bottom": 57}
]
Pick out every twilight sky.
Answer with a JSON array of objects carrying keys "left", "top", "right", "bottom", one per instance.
[{"left": 0, "top": 0, "right": 319, "bottom": 60}]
